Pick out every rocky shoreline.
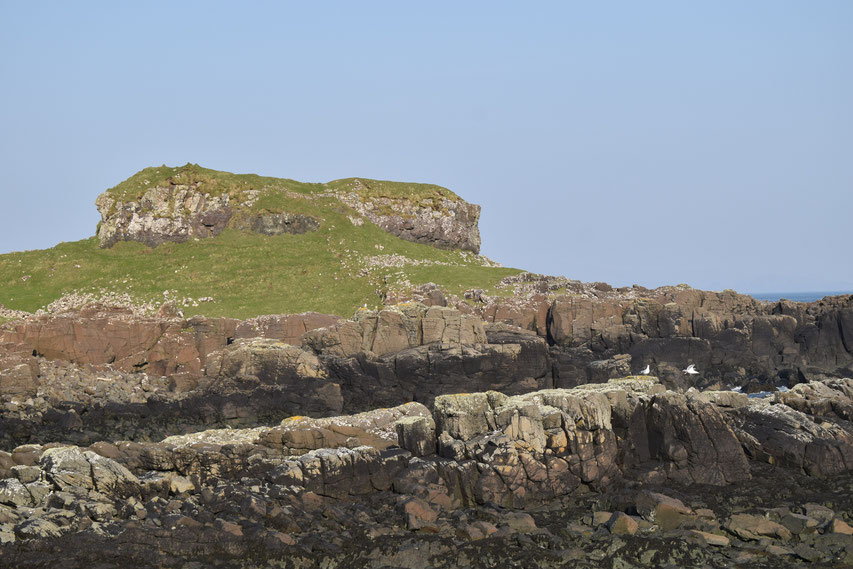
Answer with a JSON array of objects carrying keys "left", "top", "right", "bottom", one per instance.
[
  {"left": 2, "top": 289, "right": 853, "bottom": 567},
  {"left": 1, "top": 374, "right": 853, "bottom": 567}
]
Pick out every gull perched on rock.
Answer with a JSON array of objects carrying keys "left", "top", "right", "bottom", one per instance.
[
  {"left": 683, "top": 364, "right": 699, "bottom": 375},
  {"left": 639, "top": 365, "right": 650, "bottom": 375}
]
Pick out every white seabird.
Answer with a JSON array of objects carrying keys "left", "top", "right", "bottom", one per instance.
[
  {"left": 639, "top": 365, "right": 650, "bottom": 375},
  {"left": 683, "top": 364, "right": 699, "bottom": 375}
]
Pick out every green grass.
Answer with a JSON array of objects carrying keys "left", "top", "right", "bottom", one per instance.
[
  {"left": 326, "top": 178, "right": 460, "bottom": 203},
  {"left": 104, "top": 164, "right": 459, "bottom": 213},
  {"left": 1, "top": 165, "right": 518, "bottom": 319}
]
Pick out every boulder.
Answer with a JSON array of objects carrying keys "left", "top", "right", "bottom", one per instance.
[
  {"left": 0, "top": 479, "right": 34, "bottom": 507},
  {"left": 730, "top": 402, "right": 853, "bottom": 476},
  {"left": 39, "top": 447, "right": 95, "bottom": 493},
  {"left": 397, "top": 495, "right": 439, "bottom": 530},
  {"left": 395, "top": 416, "right": 437, "bottom": 457},
  {"left": 635, "top": 491, "right": 693, "bottom": 530},
  {"left": 725, "top": 513, "right": 793, "bottom": 541},
  {"left": 607, "top": 512, "right": 638, "bottom": 535}
]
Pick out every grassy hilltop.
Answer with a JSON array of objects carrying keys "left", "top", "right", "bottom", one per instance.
[{"left": 0, "top": 165, "right": 519, "bottom": 319}]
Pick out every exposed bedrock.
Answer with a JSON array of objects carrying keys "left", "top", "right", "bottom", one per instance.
[
  {"left": 2, "top": 294, "right": 853, "bottom": 447},
  {"left": 2, "top": 377, "right": 853, "bottom": 566},
  {"left": 94, "top": 177, "right": 482, "bottom": 252},
  {"left": 337, "top": 179, "right": 481, "bottom": 253},
  {"left": 465, "top": 282, "right": 853, "bottom": 389},
  {"left": 94, "top": 183, "right": 324, "bottom": 248},
  {"left": 0, "top": 304, "right": 551, "bottom": 446}
]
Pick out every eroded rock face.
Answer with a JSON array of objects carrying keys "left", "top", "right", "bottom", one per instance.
[
  {"left": 0, "top": 309, "right": 338, "bottom": 381},
  {"left": 0, "top": 304, "right": 554, "bottom": 446},
  {"left": 94, "top": 172, "right": 482, "bottom": 252},
  {"left": 337, "top": 181, "right": 481, "bottom": 253},
  {"left": 464, "top": 282, "right": 853, "bottom": 389},
  {"left": 94, "top": 182, "right": 325, "bottom": 248},
  {"left": 95, "top": 184, "right": 235, "bottom": 248}
]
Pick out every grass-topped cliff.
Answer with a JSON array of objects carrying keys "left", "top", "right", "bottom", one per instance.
[
  {"left": 0, "top": 164, "right": 516, "bottom": 319},
  {"left": 100, "top": 164, "right": 463, "bottom": 217}
]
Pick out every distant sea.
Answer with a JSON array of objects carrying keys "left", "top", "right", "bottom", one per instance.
[{"left": 748, "top": 291, "right": 853, "bottom": 303}]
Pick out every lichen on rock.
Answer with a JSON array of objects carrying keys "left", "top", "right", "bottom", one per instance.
[{"left": 94, "top": 165, "right": 483, "bottom": 253}]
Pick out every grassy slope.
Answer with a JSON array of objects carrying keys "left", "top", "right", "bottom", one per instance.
[{"left": 0, "top": 165, "right": 517, "bottom": 319}]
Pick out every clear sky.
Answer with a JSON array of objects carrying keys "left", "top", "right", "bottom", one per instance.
[{"left": 1, "top": 1, "right": 851, "bottom": 293}]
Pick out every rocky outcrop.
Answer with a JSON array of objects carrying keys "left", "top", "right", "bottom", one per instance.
[
  {"left": 3, "top": 377, "right": 853, "bottom": 567},
  {"left": 94, "top": 167, "right": 482, "bottom": 252},
  {"left": 0, "top": 307, "right": 338, "bottom": 382},
  {"left": 6, "top": 297, "right": 853, "bottom": 451},
  {"left": 95, "top": 183, "right": 235, "bottom": 247},
  {"left": 454, "top": 278, "right": 853, "bottom": 390},
  {"left": 304, "top": 305, "right": 553, "bottom": 411},
  {"left": 0, "top": 304, "right": 553, "bottom": 447},
  {"left": 337, "top": 179, "right": 481, "bottom": 253}
]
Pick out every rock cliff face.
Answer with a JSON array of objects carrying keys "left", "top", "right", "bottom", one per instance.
[
  {"left": 94, "top": 182, "right": 322, "bottom": 248},
  {"left": 0, "top": 304, "right": 551, "bottom": 447},
  {"left": 2, "top": 292, "right": 852, "bottom": 449},
  {"left": 337, "top": 179, "right": 481, "bottom": 253},
  {"left": 95, "top": 183, "right": 234, "bottom": 247},
  {"left": 432, "top": 278, "right": 853, "bottom": 390},
  {"left": 94, "top": 167, "right": 482, "bottom": 252}
]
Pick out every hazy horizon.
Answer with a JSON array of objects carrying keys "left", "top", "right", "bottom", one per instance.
[{"left": 2, "top": 2, "right": 850, "bottom": 293}]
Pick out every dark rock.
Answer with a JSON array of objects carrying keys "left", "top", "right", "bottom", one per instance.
[{"left": 233, "top": 212, "right": 320, "bottom": 236}]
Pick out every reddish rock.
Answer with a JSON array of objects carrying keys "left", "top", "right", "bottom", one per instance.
[{"left": 398, "top": 496, "right": 438, "bottom": 530}]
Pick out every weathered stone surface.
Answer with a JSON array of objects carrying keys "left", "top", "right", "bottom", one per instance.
[
  {"left": 2, "top": 377, "right": 853, "bottom": 567},
  {"left": 0, "top": 362, "right": 38, "bottom": 399},
  {"left": 234, "top": 313, "right": 341, "bottom": 346},
  {"left": 278, "top": 402, "right": 430, "bottom": 454},
  {"left": 829, "top": 518, "right": 853, "bottom": 535},
  {"left": 337, "top": 180, "right": 481, "bottom": 253},
  {"left": 13, "top": 518, "right": 63, "bottom": 540},
  {"left": 95, "top": 170, "right": 482, "bottom": 252},
  {"left": 0, "top": 479, "right": 34, "bottom": 507},
  {"left": 635, "top": 491, "right": 693, "bottom": 530},
  {"left": 730, "top": 402, "right": 853, "bottom": 476},
  {"left": 39, "top": 446, "right": 95, "bottom": 492},
  {"left": 725, "top": 513, "right": 793, "bottom": 541},
  {"left": 38, "top": 446, "right": 139, "bottom": 500},
  {"left": 84, "top": 450, "right": 140, "bottom": 498},
  {"left": 395, "top": 415, "right": 436, "bottom": 457},
  {"left": 606, "top": 512, "right": 638, "bottom": 535},
  {"left": 96, "top": 183, "right": 234, "bottom": 248},
  {"left": 691, "top": 530, "right": 730, "bottom": 546},
  {"left": 473, "top": 282, "right": 853, "bottom": 390},
  {"left": 205, "top": 338, "right": 330, "bottom": 382},
  {"left": 640, "top": 392, "right": 751, "bottom": 484},
  {"left": 301, "top": 305, "right": 552, "bottom": 412},
  {"left": 398, "top": 495, "right": 438, "bottom": 530},
  {"left": 303, "top": 304, "right": 487, "bottom": 358},
  {"left": 1, "top": 308, "right": 336, "bottom": 384}
]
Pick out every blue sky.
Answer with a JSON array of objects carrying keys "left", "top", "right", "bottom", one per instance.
[{"left": 1, "top": 1, "right": 851, "bottom": 293}]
